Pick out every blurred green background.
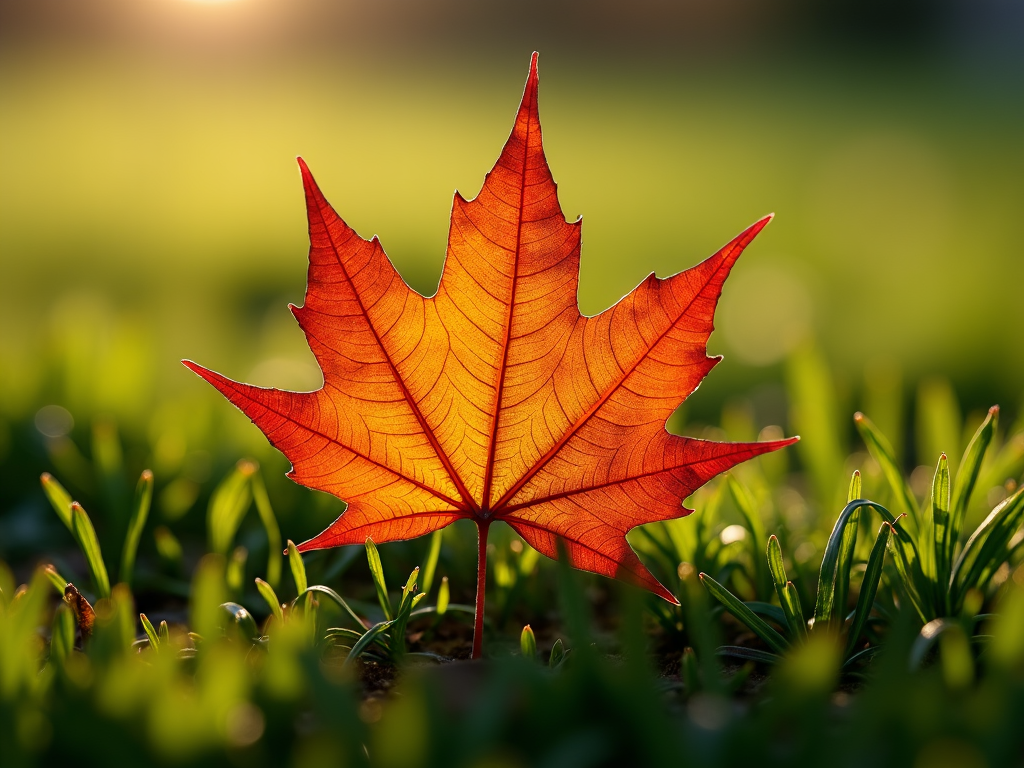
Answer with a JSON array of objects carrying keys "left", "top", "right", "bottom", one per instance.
[{"left": 1, "top": 0, "right": 1022, "bottom": 561}]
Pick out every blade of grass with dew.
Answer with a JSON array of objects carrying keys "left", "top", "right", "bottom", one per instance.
[
  {"left": 948, "top": 406, "right": 998, "bottom": 569},
  {"left": 699, "top": 572, "right": 789, "bottom": 654},
  {"left": 767, "top": 535, "right": 805, "bottom": 640},
  {"left": 834, "top": 471, "right": 863, "bottom": 623},
  {"left": 250, "top": 468, "right": 282, "bottom": 588},
  {"left": 255, "top": 578, "right": 284, "bottom": 623},
  {"left": 40, "top": 472, "right": 74, "bottom": 531},
  {"left": 930, "top": 455, "right": 951, "bottom": 610},
  {"left": 844, "top": 521, "right": 891, "bottom": 657},
  {"left": 120, "top": 469, "right": 153, "bottom": 587},
  {"left": 207, "top": 460, "right": 255, "bottom": 556},
  {"left": 365, "top": 538, "right": 392, "bottom": 621},
  {"left": 951, "top": 486, "right": 1024, "bottom": 608},
  {"left": 71, "top": 502, "right": 110, "bottom": 599}
]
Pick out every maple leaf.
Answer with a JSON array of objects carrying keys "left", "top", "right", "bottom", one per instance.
[{"left": 184, "top": 53, "right": 796, "bottom": 656}]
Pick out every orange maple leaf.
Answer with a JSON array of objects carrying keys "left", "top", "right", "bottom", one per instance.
[{"left": 184, "top": 53, "right": 795, "bottom": 655}]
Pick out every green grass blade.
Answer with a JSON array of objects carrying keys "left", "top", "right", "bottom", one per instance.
[
  {"left": 855, "top": 413, "right": 935, "bottom": 603},
  {"left": 140, "top": 612, "right": 160, "bottom": 650},
  {"left": 814, "top": 499, "right": 862, "bottom": 626},
  {"left": 549, "top": 638, "right": 566, "bottom": 668},
  {"left": 436, "top": 576, "right": 450, "bottom": 616},
  {"left": 745, "top": 601, "right": 788, "bottom": 628},
  {"left": 255, "top": 578, "right": 284, "bottom": 623},
  {"left": 50, "top": 603, "right": 76, "bottom": 666},
  {"left": 390, "top": 567, "right": 421, "bottom": 657},
  {"left": 854, "top": 411, "right": 920, "bottom": 522},
  {"left": 787, "top": 344, "right": 845, "bottom": 505},
  {"left": 287, "top": 540, "right": 307, "bottom": 595},
  {"left": 728, "top": 476, "right": 770, "bottom": 596},
  {"left": 715, "top": 646, "right": 782, "bottom": 664},
  {"left": 766, "top": 535, "right": 788, "bottom": 590},
  {"left": 783, "top": 582, "right": 807, "bottom": 641},
  {"left": 834, "top": 471, "right": 863, "bottom": 623},
  {"left": 207, "top": 460, "right": 255, "bottom": 555},
  {"left": 420, "top": 528, "right": 443, "bottom": 597},
  {"left": 43, "top": 564, "right": 69, "bottom": 596},
  {"left": 40, "top": 472, "right": 74, "bottom": 531},
  {"left": 365, "top": 538, "right": 392, "bottom": 621},
  {"left": 844, "top": 522, "right": 891, "bottom": 658},
  {"left": 815, "top": 498, "right": 926, "bottom": 626},
  {"left": 842, "top": 645, "right": 882, "bottom": 669},
  {"left": 226, "top": 546, "right": 248, "bottom": 595},
  {"left": 398, "top": 567, "right": 420, "bottom": 612},
  {"left": 909, "top": 618, "right": 958, "bottom": 671},
  {"left": 948, "top": 405, "right": 998, "bottom": 566},
  {"left": 951, "top": 486, "right": 1024, "bottom": 608},
  {"left": 119, "top": 469, "right": 153, "bottom": 587},
  {"left": 219, "top": 602, "right": 260, "bottom": 643},
  {"left": 930, "top": 455, "right": 951, "bottom": 611},
  {"left": 767, "top": 535, "right": 805, "bottom": 640},
  {"left": 343, "top": 620, "right": 395, "bottom": 667},
  {"left": 699, "top": 572, "right": 789, "bottom": 654},
  {"left": 296, "top": 585, "right": 365, "bottom": 630},
  {"left": 325, "top": 626, "right": 390, "bottom": 651},
  {"left": 521, "top": 625, "right": 537, "bottom": 658},
  {"left": 250, "top": 469, "right": 282, "bottom": 589},
  {"left": 71, "top": 502, "right": 110, "bottom": 599}
]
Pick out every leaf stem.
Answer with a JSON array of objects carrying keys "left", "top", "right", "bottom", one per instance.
[{"left": 472, "top": 520, "right": 491, "bottom": 659}]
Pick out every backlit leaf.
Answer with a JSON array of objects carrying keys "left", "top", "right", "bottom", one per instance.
[{"left": 184, "top": 54, "right": 795, "bottom": 611}]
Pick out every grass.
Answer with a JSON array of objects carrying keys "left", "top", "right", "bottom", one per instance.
[{"left": 1, "top": 354, "right": 1022, "bottom": 766}]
